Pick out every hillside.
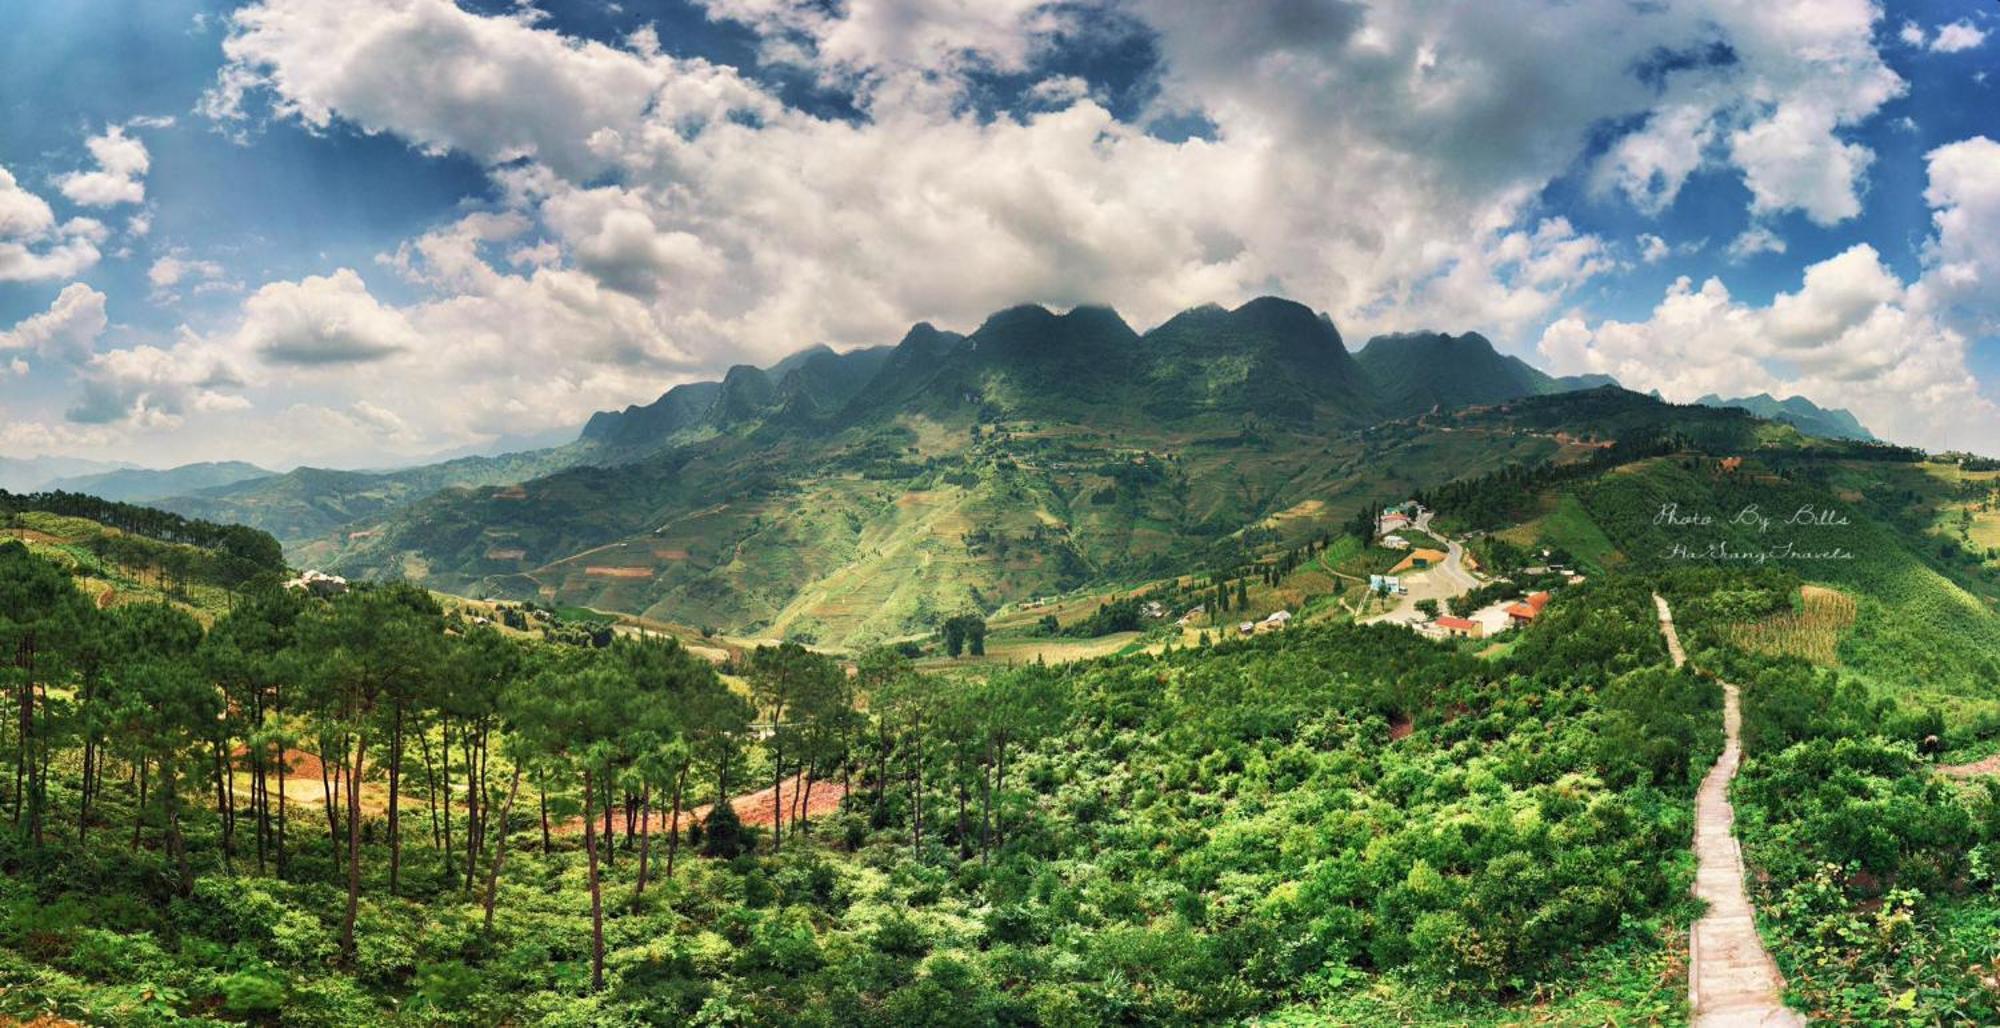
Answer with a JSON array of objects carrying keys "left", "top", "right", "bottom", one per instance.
[
  {"left": 1694, "top": 392, "right": 1876, "bottom": 441},
  {"left": 0, "top": 490, "right": 288, "bottom": 619}
]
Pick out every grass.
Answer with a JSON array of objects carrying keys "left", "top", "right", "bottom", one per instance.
[{"left": 1723, "top": 585, "right": 1856, "bottom": 666}]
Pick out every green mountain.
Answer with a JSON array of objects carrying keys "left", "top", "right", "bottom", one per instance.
[
  {"left": 47, "top": 460, "right": 273, "bottom": 502},
  {"left": 140, "top": 296, "right": 1939, "bottom": 650},
  {"left": 1694, "top": 392, "right": 1876, "bottom": 442},
  {"left": 1353, "top": 330, "right": 1616, "bottom": 416}
]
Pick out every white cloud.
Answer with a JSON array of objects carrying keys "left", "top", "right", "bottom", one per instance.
[
  {"left": 0, "top": 283, "right": 108, "bottom": 365},
  {"left": 91, "top": 0, "right": 1913, "bottom": 460},
  {"left": 149, "top": 254, "right": 226, "bottom": 289},
  {"left": 56, "top": 126, "right": 151, "bottom": 207},
  {"left": 230, "top": 268, "right": 419, "bottom": 366},
  {"left": 1899, "top": 20, "right": 1928, "bottom": 48},
  {"left": 68, "top": 330, "right": 245, "bottom": 427},
  {"left": 1727, "top": 225, "right": 1787, "bottom": 260},
  {"left": 1930, "top": 21, "right": 1987, "bottom": 53},
  {"left": 0, "top": 166, "right": 102, "bottom": 282},
  {"left": 1914, "top": 136, "right": 2000, "bottom": 336},
  {"left": 1540, "top": 241, "right": 2000, "bottom": 454}
]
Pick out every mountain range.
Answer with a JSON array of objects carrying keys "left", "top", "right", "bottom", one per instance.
[
  {"left": 1694, "top": 392, "right": 1877, "bottom": 442},
  {"left": 84, "top": 296, "right": 1888, "bottom": 645}
]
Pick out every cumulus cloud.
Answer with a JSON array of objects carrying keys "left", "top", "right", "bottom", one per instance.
[
  {"left": 1929, "top": 21, "right": 1987, "bottom": 53},
  {"left": 68, "top": 331, "right": 246, "bottom": 427},
  {"left": 0, "top": 166, "right": 103, "bottom": 282},
  {"left": 115, "top": 0, "right": 1923, "bottom": 458},
  {"left": 56, "top": 126, "right": 152, "bottom": 207},
  {"left": 228, "top": 269, "right": 419, "bottom": 365},
  {"left": 1727, "top": 225, "right": 1787, "bottom": 260},
  {"left": 1914, "top": 136, "right": 2000, "bottom": 336},
  {"left": 1539, "top": 242, "right": 2000, "bottom": 454},
  {"left": 0, "top": 283, "right": 108, "bottom": 365}
]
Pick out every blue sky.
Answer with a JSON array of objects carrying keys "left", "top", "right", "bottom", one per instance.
[{"left": 1, "top": 0, "right": 1996, "bottom": 467}]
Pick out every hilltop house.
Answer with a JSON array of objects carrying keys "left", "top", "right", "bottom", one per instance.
[
  {"left": 284, "top": 569, "right": 348, "bottom": 598},
  {"left": 1378, "top": 510, "right": 1412, "bottom": 534},
  {"left": 1506, "top": 591, "right": 1551, "bottom": 626},
  {"left": 1381, "top": 534, "right": 1411, "bottom": 550}
]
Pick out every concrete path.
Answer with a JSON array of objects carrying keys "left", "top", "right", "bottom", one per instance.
[{"left": 1655, "top": 594, "right": 1805, "bottom": 1027}]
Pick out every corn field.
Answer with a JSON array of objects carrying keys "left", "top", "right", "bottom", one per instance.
[{"left": 1725, "top": 585, "right": 1857, "bottom": 666}]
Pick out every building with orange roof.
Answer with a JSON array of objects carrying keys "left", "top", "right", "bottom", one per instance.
[{"left": 1506, "top": 590, "right": 1551, "bottom": 626}]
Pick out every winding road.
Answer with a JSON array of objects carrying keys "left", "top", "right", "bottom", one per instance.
[{"left": 1655, "top": 593, "right": 1804, "bottom": 1028}]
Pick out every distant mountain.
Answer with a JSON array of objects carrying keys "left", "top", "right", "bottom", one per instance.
[
  {"left": 48, "top": 461, "right": 273, "bottom": 503},
  {"left": 1694, "top": 393, "right": 1876, "bottom": 442},
  {"left": 0, "top": 455, "right": 131, "bottom": 493},
  {"left": 584, "top": 296, "right": 1374, "bottom": 454},
  {"left": 581, "top": 345, "right": 895, "bottom": 452},
  {"left": 1354, "top": 331, "right": 1611, "bottom": 417}
]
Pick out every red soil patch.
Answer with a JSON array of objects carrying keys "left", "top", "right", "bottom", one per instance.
[
  {"left": 550, "top": 773, "right": 849, "bottom": 837},
  {"left": 96, "top": 586, "right": 118, "bottom": 609},
  {"left": 494, "top": 485, "right": 528, "bottom": 500},
  {"left": 347, "top": 528, "right": 380, "bottom": 540},
  {"left": 1388, "top": 715, "right": 1414, "bottom": 741},
  {"left": 585, "top": 566, "right": 654, "bottom": 579},
  {"left": 486, "top": 548, "right": 528, "bottom": 560},
  {"left": 653, "top": 548, "right": 690, "bottom": 560},
  {"left": 1939, "top": 754, "right": 2000, "bottom": 778}
]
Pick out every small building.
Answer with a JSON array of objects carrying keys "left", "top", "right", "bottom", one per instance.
[
  {"left": 1378, "top": 511, "right": 1411, "bottom": 533},
  {"left": 1390, "top": 548, "right": 1448, "bottom": 575},
  {"left": 1506, "top": 591, "right": 1552, "bottom": 626},
  {"left": 1720, "top": 456, "right": 1744, "bottom": 473},
  {"left": 1381, "top": 534, "right": 1411, "bottom": 550},
  {"left": 1435, "top": 615, "right": 1482, "bottom": 639},
  {"left": 1368, "top": 574, "right": 1405, "bottom": 596},
  {"left": 283, "top": 569, "right": 348, "bottom": 598},
  {"left": 1262, "top": 610, "right": 1293, "bottom": 629},
  {"left": 1238, "top": 621, "right": 1256, "bottom": 636}
]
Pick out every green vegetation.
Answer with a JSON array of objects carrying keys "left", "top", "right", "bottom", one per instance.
[
  {"left": 1, "top": 522, "right": 1737, "bottom": 1026},
  {"left": 1659, "top": 568, "right": 2000, "bottom": 1024}
]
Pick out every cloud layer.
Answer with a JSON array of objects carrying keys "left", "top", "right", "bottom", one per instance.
[{"left": 1, "top": 0, "right": 1991, "bottom": 463}]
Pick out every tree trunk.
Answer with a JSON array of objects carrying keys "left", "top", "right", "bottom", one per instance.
[
  {"left": 388, "top": 702, "right": 404, "bottom": 896},
  {"left": 665, "top": 765, "right": 687, "bottom": 881},
  {"left": 131, "top": 755, "right": 146, "bottom": 852},
  {"left": 481, "top": 763, "right": 523, "bottom": 934},
  {"left": 634, "top": 785, "right": 652, "bottom": 895},
  {"left": 340, "top": 732, "right": 366, "bottom": 965},
  {"left": 582, "top": 768, "right": 606, "bottom": 993},
  {"left": 164, "top": 752, "right": 190, "bottom": 895}
]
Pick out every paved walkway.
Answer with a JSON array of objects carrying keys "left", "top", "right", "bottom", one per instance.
[{"left": 1655, "top": 594, "right": 1804, "bottom": 1027}]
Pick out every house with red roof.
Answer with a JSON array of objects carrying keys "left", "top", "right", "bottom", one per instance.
[
  {"left": 1505, "top": 591, "right": 1551, "bottom": 627},
  {"left": 1435, "top": 615, "right": 1482, "bottom": 639}
]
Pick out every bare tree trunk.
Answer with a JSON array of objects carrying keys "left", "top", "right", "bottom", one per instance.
[
  {"left": 340, "top": 732, "right": 366, "bottom": 965},
  {"left": 582, "top": 769, "right": 606, "bottom": 993},
  {"left": 635, "top": 785, "right": 652, "bottom": 895},
  {"left": 388, "top": 703, "right": 404, "bottom": 896},
  {"left": 665, "top": 765, "right": 687, "bottom": 881},
  {"left": 481, "top": 763, "right": 523, "bottom": 933}
]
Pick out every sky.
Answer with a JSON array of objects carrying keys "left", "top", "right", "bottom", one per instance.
[{"left": 0, "top": 0, "right": 1997, "bottom": 469}]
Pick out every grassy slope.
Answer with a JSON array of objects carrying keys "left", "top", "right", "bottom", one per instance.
[
  {"left": 1535, "top": 456, "right": 2000, "bottom": 703},
  {"left": 1, "top": 510, "right": 234, "bottom": 622}
]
